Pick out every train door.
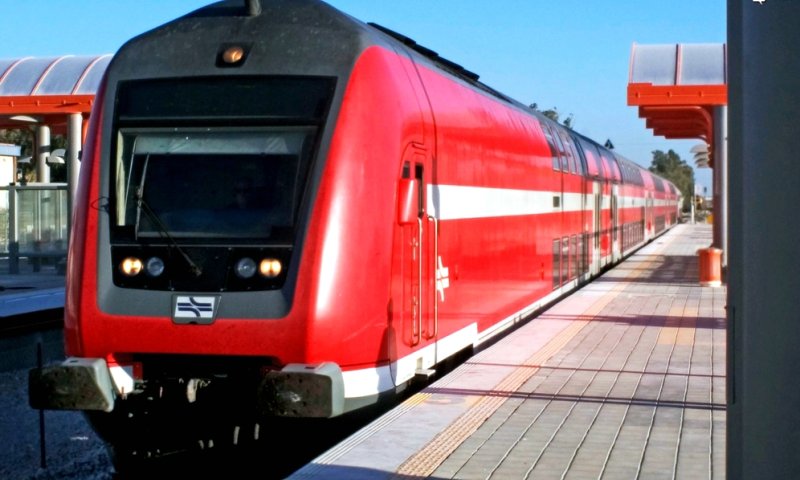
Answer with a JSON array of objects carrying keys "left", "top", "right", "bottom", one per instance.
[
  {"left": 542, "top": 123, "right": 566, "bottom": 289},
  {"left": 398, "top": 154, "right": 437, "bottom": 371},
  {"left": 551, "top": 126, "right": 566, "bottom": 285},
  {"left": 425, "top": 198, "right": 440, "bottom": 359},
  {"left": 611, "top": 184, "right": 620, "bottom": 262},
  {"left": 582, "top": 175, "right": 590, "bottom": 282},
  {"left": 592, "top": 181, "right": 602, "bottom": 274}
]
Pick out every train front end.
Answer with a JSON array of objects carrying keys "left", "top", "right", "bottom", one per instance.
[{"left": 28, "top": 0, "right": 402, "bottom": 449}]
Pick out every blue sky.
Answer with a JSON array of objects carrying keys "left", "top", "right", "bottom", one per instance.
[{"left": 6, "top": 0, "right": 724, "bottom": 193}]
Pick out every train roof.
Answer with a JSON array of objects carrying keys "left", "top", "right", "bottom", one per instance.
[
  {"left": 111, "top": 0, "right": 676, "bottom": 192},
  {"left": 168, "top": 1, "right": 526, "bottom": 108}
]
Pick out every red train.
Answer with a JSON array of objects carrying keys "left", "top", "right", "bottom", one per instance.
[{"left": 30, "top": 0, "right": 680, "bottom": 462}]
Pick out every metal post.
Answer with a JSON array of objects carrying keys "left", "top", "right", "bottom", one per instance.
[
  {"left": 35, "top": 125, "right": 51, "bottom": 184},
  {"left": 37, "top": 342, "right": 47, "bottom": 469},
  {"left": 67, "top": 113, "right": 82, "bottom": 246},
  {"left": 8, "top": 184, "right": 18, "bottom": 274},
  {"left": 713, "top": 106, "right": 727, "bottom": 265},
  {"left": 33, "top": 189, "right": 42, "bottom": 272}
]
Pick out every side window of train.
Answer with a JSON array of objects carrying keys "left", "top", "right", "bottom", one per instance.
[
  {"left": 561, "top": 236, "right": 569, "bottom": 285},
  {"left": 552, "top": 131, "right": 568, "bottom": 172},
  {"left": 579, "top": 234, "right": 587, "bottom": 275},
  {"left": 570, "top": 140, "right": 579, "bottom": 174},
  {"left": 560, "top": 132, "right": 577, "bottom": 174},
  {"left": 570, "top": 235, "right": 578, "bottom": 279},
  {"left": 553, "top": 238, "right": 561, "bottom": 289},
  {"left": 570, "top": 135, "right": 587, "bottom": 176},
  {"left": 568, "top": 137, "right": 582, "bottom": 174},
  {"left": 580, "top": 140, "right": 602, "bottom": 178},
  {"left": 543, "top": 124, "right": 560, "bottom": 171}
]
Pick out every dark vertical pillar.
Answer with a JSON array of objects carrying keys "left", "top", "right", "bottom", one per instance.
[{"left": 727, "top": 1, "right": 800, "bottom": 479}]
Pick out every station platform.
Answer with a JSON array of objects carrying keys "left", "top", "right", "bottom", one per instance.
[
  {"left": 0, "top": 262, "right": 64, "bottom": 318},
  {"left": 292, "top": 223, "right": 726, "bottom": 479}
]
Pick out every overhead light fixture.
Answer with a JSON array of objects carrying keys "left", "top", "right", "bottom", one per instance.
[
  {"left": 694, "top": 151, "right": 710, "bottom": 168},
  {"left": 9, "top": 115, "right": 41, "bottom": 124},
  {"left": 47, "top": 148, "right": 66, "bottom": 164},
  {"left": 690, "top": 143, "right": 709, "bottom": 154}
]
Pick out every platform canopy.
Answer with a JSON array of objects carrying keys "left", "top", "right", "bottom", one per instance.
[
  {"left": 628, "top": 44, "right": 727, "bottom": 164},
  {"left": 0, "top": 55, "right": 112, "bottom": 133}
]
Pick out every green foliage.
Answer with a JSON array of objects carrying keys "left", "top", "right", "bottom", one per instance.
[
  {"left": 0, "top": 128, "right": 33, "bottom": 155},
  {"left": 649, "top": 149, "right": 695, "bottom": 211},
  {"left": 529, "top": 103, "right": 574, "bottom": 129}
]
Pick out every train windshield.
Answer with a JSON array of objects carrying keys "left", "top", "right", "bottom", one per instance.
[{"left": 112, "top": 128, "right": 315, "bottom": 241}]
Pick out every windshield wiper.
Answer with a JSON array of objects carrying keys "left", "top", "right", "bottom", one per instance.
[{"left": 135, "top": 187, "right": 203, "bottom": 277}]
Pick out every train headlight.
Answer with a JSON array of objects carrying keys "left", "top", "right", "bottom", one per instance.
[
  {"left": 259, "top": 258, "right": 282, "bottom": 278},
  {"left": 145, "top": 257, "right": 165, "bottom": 277},
  {"left": 235, "top": 257, "right": 257, "bottom": 279},
  {"left": 120, "top": 257, "right": 143, "bottom": 277}
]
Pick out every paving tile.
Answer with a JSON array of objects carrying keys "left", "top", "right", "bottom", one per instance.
[{"left": 295, "top": 225, "right": 726, "bottom": 480}]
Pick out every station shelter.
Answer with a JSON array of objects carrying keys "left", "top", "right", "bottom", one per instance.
[
  {"left": 0, "top": 55, "right": 110, "bottom": 273},
  {"left": 627, "top": 43, "right": 728, "bottom": 263}
]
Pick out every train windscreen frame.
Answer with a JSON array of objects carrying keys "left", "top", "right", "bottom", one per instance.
[
  {"left": 109, "top": 76, "right": 335, "bottom": 244},
  {"left": 112, "top": 127, "right": 314, "bottom": 242}
]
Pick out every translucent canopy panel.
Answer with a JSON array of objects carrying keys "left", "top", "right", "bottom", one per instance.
[
  {"left": 680, "top": 44, "right": 726, "bottom": 85},
  {"left": 630, "top": 45, "right": 677, "bottom": 86},
  {"left": 0, "top": 55, "right": 112, "bottom": 96},
  {"left": 630, "top": 44, "right": 726, "bottom": 86}
]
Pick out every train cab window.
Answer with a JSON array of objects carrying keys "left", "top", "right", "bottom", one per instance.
[
  {"left": 112, "top": 127, "right": 316, "bottom": 242},
  {"left": 110, "top": 76, "right": 334, "bottom": 245}
]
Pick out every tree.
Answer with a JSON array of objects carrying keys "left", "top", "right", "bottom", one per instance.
[
  {"left": 649, "top": 149, "right": 695, "bottom": 211},
  {"left": 529, "top": 103, "right": 574, "bottom": 129}
]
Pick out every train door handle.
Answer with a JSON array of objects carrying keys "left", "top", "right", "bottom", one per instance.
[{"left": 426, "top": 215, "right": 439, "bottom": 340}]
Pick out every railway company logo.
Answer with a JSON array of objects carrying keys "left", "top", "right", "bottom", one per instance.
[
  {"left": 173, "top": 295, "right": 218, "bottom": 323},
  {"left": 436, "top": 256, "right": 450, "bottom": 302}
]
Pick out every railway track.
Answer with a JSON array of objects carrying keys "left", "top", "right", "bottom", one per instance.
[
  {"left": 0, "top": 308, "right": 63, "bottom": 338},
  {"left": 0, "top": 310, "right": 64, "bottom": 373}
]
